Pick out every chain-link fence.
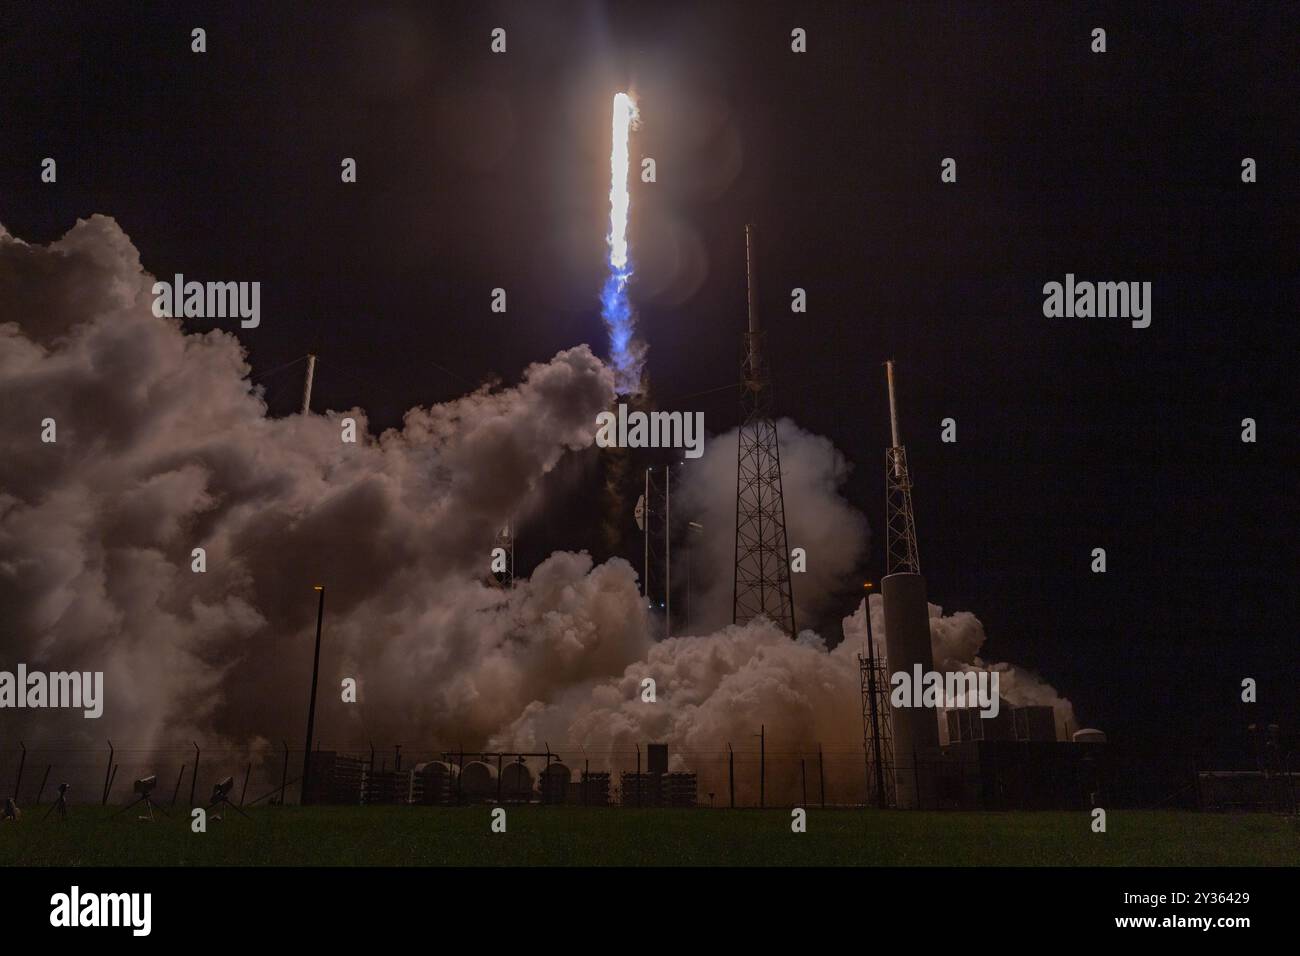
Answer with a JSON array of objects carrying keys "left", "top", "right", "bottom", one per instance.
[{"left": 2, "top": 741, "right": 1291, "bottom": 812}]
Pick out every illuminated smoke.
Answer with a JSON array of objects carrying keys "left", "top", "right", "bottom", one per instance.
[
  {"left": 0, "top": 216, "right": 1076, "bottom": 803},
  {"left": 600, "top": 92, "right": 646, "bottom": 395}
]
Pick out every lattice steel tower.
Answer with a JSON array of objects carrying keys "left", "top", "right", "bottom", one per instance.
[
  {"left": 884, "top": 360, "right": 920, "bottom": 575},
  {"left": 733, "top": 225, "right": 796, "bottom": 638}
]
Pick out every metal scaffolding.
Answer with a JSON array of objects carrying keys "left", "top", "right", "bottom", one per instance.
[
  {"left": 884, "top": 361, "right": 920, "bottom": 575},
  {"left": 860, "top": 654, "right": 895, "bottom": 809}
]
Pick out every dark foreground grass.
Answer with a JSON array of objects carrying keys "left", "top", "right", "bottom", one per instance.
[{"left": 2, "top": 806, "right": 1295, "bottom": 866}]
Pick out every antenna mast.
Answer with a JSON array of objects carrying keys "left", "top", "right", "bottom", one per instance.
[{"left": 732, "top": 225, "right": 796, "bottom": 638}]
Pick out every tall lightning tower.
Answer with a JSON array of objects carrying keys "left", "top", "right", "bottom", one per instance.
[
  {"left": 884, "top": 359, "right": 920, "bottom": 575},
  {"left": 880, "top": 358, "right": 938, "bottom": 808},
  {"left": 732, "top": 225, "right": 796, "bottom": 638}
]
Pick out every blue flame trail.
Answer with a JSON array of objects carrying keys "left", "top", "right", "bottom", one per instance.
[{"left": 601, "top": 92, "right": 644, "bottom": 395}]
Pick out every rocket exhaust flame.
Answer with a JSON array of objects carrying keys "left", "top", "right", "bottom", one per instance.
[
  {"left": 608, "top": 92, "right": 637, "bottom": 271},
  {"left": 601, "top": 92, "right": 645, "bottom": 395}
]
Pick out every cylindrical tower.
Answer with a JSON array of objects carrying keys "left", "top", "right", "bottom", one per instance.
[{"left": 882, "top": 572, "right": 939, "bottom": 809}]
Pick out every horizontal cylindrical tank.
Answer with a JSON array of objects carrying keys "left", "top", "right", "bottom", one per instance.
[
  {"left": 413, "top": 760, "right": 458, "bottom": 778},
  {"left": 459, "top": 761, "right": 497, "bottom": 799},
  {"left": 882, "top": 572, "right": 940, "bottom": 809},
  {"left": 500, "top": 761, "right": 534, "bottom": 799},
  {"left": 1073, "top": 728, "right": 1107, "bottom": 744}
]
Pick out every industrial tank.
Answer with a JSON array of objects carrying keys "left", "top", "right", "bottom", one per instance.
[
  {"left": 413, "top": 760, "right": 459, "bottom": 805},
  {"left": 500, "top": 761, "right": 534, "bottom": 801},
  {"left": 459, "top": 761, "right": 497, "bottom": 801}
]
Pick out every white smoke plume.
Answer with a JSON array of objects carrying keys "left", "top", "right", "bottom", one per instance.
[
  {"left": 0, "top": 216, "right": 629, "bottom": 759},
  {"left": 0, "top": 217, "right": 1072, "bottom": 803}
]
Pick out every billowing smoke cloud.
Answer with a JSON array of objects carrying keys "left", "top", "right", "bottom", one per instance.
[
  {"left": 0, "top": 216, "right": 628, "bottom": 759},
  {"left": 496, "top": 595, "right": 1075, "bottom": 803},
  {"left": 0, "top": 217, "right": 1073, "bottom": 804}
]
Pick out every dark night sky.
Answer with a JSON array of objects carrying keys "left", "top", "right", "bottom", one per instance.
[{"left": 1, "top": 1, "right": 1295, "bottom": 773}]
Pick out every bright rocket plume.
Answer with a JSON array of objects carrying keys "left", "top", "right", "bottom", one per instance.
[{"left": 601, "top": 92, "right": 645, "bottom": 395}]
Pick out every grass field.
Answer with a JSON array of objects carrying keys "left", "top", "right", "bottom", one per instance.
[{"left": 3, "top": 806, "right": 1296, "bottom": 866}]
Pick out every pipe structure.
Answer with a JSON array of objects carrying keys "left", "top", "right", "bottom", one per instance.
[
  {"left": 886, "top": 359, "right": 902, "bottom": 447},
  {"left": 886, "top": 358, "right": 903, "bottom": 479}
]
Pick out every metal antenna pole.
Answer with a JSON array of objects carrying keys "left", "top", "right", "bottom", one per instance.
[
  {"left": 728, "top": 743, "right": 735, "bottom": 808},
  {"left": 644, "top": 469, "right": 650, "bottom": 601},
  {"left": 13, "top": 741, "right": 25, "bottom": 804},
  {"left": 733, "top": 224, "right": 796, "bottom": 638},
  {"left": 300, "top": 585, "right": 325, "bottom": 805},
  {"left": 665, "top": 466, "right": 671, "bottom": 638},
  {"left": 101, "top": 740, "right": 113, "bottom": 805},
  {"left": 818, "top": 744, "right": 825, "bottom": 809}
]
